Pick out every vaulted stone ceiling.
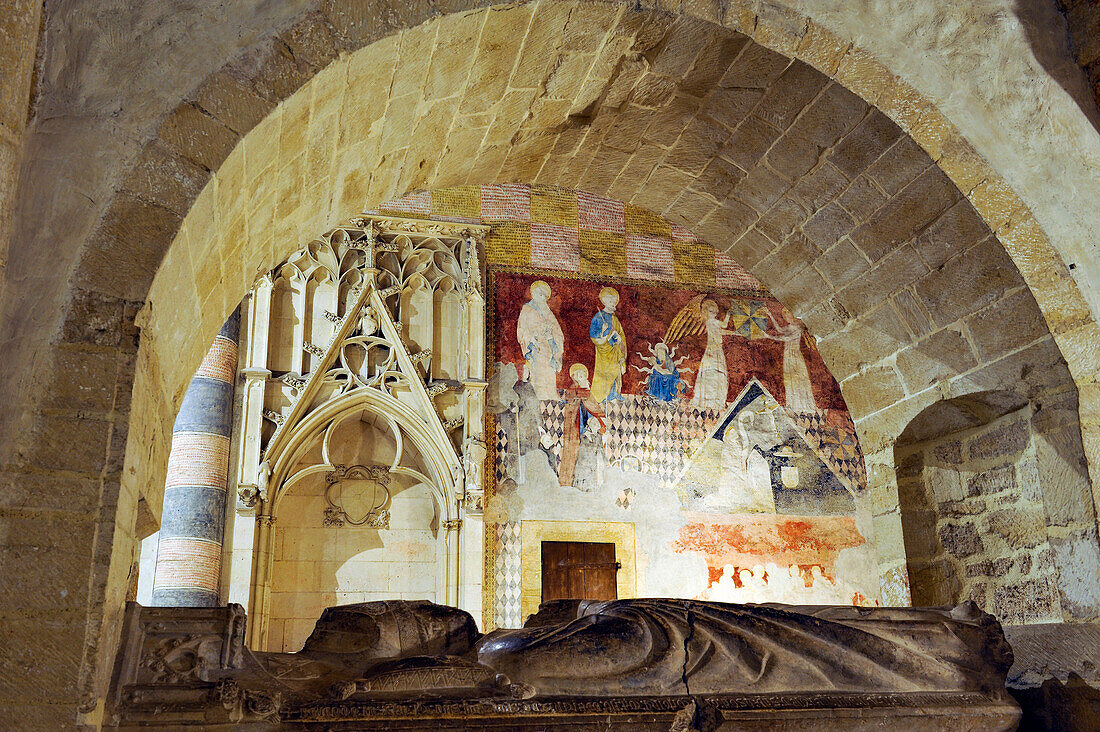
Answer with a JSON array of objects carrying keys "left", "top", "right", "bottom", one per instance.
[
  {"left": 3, "top": 1, "right": 1094, "bottom": 486},
  {"left": 128, "top": 3, "right": 1074, "bottom": 449}
]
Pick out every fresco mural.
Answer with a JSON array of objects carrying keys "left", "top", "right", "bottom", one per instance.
[
  {"left": 487, "top": 267, "right": 873, "bottom": 621},
  {"left": 378, "top": 184, "right": 876, "bottom": 628}
]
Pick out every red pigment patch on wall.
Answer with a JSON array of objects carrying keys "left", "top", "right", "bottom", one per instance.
[
  {"left": 673, "top": 514, "right": 866, "bottom": 581},
  {"left": 707, "top": 565, "right": 724, "bottom": 586}
]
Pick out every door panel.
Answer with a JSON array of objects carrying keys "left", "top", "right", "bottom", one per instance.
[{"left": 542, "top": 541, "right": 618, "bottom": 603}]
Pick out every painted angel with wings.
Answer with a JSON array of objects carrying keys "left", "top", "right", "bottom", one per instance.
[
  {"left": 665, "top": 295, "right": 739, "bottom": 410},
  {"left": 633, "top": 341, "right": 692, "bottom": 402}
]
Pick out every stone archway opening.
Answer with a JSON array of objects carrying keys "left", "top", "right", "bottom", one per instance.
[
  {"left": 895, "top": 389, "right": 1099, "bottom": 624},
  {"left": 7, "top": 1, "right": 1099, "bottom": 725}
]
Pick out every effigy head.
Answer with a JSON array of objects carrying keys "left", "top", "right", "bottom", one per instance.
[{"left": 299, "top": 600, "right": 480, "bottom": 662}]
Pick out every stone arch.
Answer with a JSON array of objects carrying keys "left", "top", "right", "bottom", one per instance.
[
  {"left": 102, "top": 2, "right": 1089, "bottom": 616},
  {"left": 5, "top": 0, "right": 1100, "bottom": 724}
]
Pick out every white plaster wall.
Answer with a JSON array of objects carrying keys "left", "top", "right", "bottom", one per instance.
[{"left": 135, "top": 531, "right": 158, "bottom": 606}]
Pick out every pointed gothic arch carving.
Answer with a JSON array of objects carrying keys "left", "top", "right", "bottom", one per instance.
[{"left": 230, "top": 215, "right": 489, "bottom": 647}]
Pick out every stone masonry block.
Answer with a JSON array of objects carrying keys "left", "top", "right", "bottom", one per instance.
[
  {"left": 754, "top": 60, "right": 827, "bottom": 130},
  {"left": 719, "top": 41, "right": 788, "bottom": 89},
  {"left": 894, "top": 328, "right": 978, "bottom": 393},
  {"left": 939, "top": 521, "right": 984, "bottom": 558},
  {"left": 901, "top": 509, "right": 941, "bottom": 558},
  {"left": 828, "top": 111, "right": 903, "bottom": 180},
  {"left": 764, "top": 128, "right": 823, "bottom": 181},
  {"left": 865, "top": 135, "right": 933, "bottom": 195},
  {"left": 969, "top": 419, "right": 1030, "bottom": 460},
  {"left": 802, "top": 202, "right": 854, "bottom": 251},
  {"left": 837, "top": 174, "right": 888, "bottom": 224},
  {"left": 74, "top": 194, "right": 183, "bottom": 301},
  {"left": 793, "top": 82, "right": 868, "bottom": 148},
  {"left": 787, "top": 162, "right": 849, "bottom": 212},
  {"left": 967, "top": 465, "right": 1016, "bottom": 496},
  {"left": 985, "top": 508, "right": 1046, "bottom": 550},
  {"left": 157, "top": 103, "right": 239, "bottom": 172},
  {"left": 966, "top": 288, "right": 1049, "bottom": 364},
  {"left": 1034, "top": 426, "right": 1093, "bottom": 526},
  {"left": 720, "top": 115, "right": 781, "bottom": 170},
  {"left": 840, "top": 364, "right": 905, "bottom": 417},
  {"left": 914, "top": 199, "right": 991, "bottom": 270},
  {"left": 702, "top": 85, "right": 761, "bottom": 130},
  {"left": 119, "top": 141, "right": 211, "bottom": 217},
  {"left": 914, "top": 237, "right": 1025, "bottom": 329},
  {"left": 729, "top": 163, "right": 788, "bottom": 214},
  {"left": 1048, "top": 528, "right": 1100, "bottom": 620},
  {"left": 835, "top": 243, "right": 929, "bottom": 319},
  {"left": 194, "top": 68, "right": 276, "bottom": 136},
  {"left": 756, "top": 196, "right": 810, "bottom": 244},
  {"left": 850, "top": 166, "right": 961, "bottom": 263},
  {"left": 994, "top": 578, "right": 1060, "bottom": 624}
]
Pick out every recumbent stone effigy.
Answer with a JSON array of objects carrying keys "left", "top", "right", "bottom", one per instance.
[{"left": 106, "top": 598, "right": 1020, "bottom": 729}]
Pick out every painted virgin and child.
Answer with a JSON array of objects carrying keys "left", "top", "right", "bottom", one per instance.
[{"left": 636, "top": 342, "right": 690, "bottom": 402}]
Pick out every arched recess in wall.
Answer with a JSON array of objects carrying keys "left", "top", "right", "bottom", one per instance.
[
  {"left": 895, "top": 389, "right": 1100, "bottom": 625},
  {"left": 116, "top": 2, "right": 1095, "bottom": 629},
  {"left": 169, "top": 188, "right": 885, "bottom": 643},
  {"left": 103, "top": 0, "right": 1097, "bottom": 704},
  {"left": 223, "top": 219, "right": 485, "bottom": 650},
  {"left": 8, "top": 1, "right": 1100, "bottom": 723}
]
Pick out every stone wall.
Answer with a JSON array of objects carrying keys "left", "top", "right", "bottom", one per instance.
[
  {"left": 897, "top": 394, "right": 1100, "bottom": 624},
  {"left": 0, "top": 0, "right": 41, "bottom": 306},
  {"left": 898, "top": 407, "right": 1061, "bottom": 623},
  {"left": 1, "top": 1, "right": 1098, "bottom": 726}
]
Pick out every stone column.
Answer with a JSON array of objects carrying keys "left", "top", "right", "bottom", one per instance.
[{"left": 151, "top": 312, "right": 240, "bottom": 606}]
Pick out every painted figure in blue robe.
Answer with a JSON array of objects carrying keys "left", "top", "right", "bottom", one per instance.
[
  {"left": 635, "top": 342, "right": 691, "bottom": 402},
  {"left": 589, "top": 287, "right": 627, "bottom": 402}
]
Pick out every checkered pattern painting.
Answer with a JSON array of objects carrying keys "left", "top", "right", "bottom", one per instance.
[
  {"left": 787, "top": 409, "right": 868, "bottom": 494},
  {"left": 377, "top": 184, "right": 770, "bottom": 293},
  {"left": 539, "top": 394, "right": 723, "bottom": 487},
  {"left": 493, "top": 522, "right": 522, "bottom": 629}
]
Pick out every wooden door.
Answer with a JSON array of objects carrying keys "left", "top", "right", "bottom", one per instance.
[{"left": 541, "top": 541, "right": 618, "bottom": 602}]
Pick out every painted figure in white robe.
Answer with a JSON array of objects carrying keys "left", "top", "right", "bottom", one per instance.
[
  {"left": 691, "top": 299, "right": 736, "bottom": 410},
  {"left": 516, "top": 280, "right": 564, "bottom": 401},
  {"left": 665, "top": 295, "right": 741, "bottom": 411},
  {"left": 763, "top": 307, "right": 816, "bottom": 413}
]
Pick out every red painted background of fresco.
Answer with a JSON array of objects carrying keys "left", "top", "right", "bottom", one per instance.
[{"left": 491, "top": 270, "right": 849, "bottom": 413}]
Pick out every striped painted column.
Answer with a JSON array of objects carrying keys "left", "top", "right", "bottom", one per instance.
[{"left": 151, "top": 312, "right": 239, "bottom": 606}]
